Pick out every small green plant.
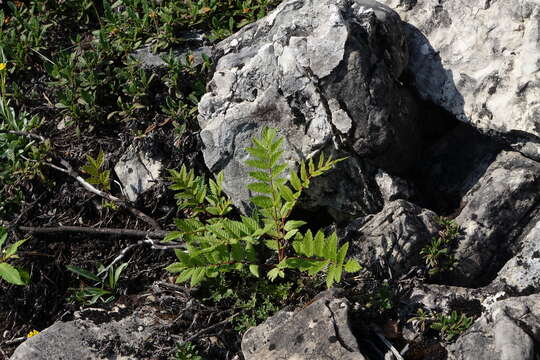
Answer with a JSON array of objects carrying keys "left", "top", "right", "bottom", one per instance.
[
  {"left": 0, "top": 53, "right": 48, "bottom": 216},
  {"left": 168, "top": 165, "right": 233, "bottom": 217},
  {"left": 46, "top": 48, "right": 113, "bottom": 123},
  {"left": 161, "top": 52, "right": 213, "bottom": 128},
  {"left": 174, "top": 342, "right": 204, "bottom": 360},
  {"left": 0, "top": 226, "right": 29, "bottom": 285},
  {"left": 420, "top": 217, "right": 459, "bottom": 276},
  {"left": 204, "top": 276, "right": 295, "bottom": 333},
  {"left": 80, "top": 150, "right": 111, "bottom": 191},
  {"left": 0, "top": 1, "right": 52, "bottom": 70},
  {"left": 109, "top": 58, "right": 157, "bottom": 120},
  {"left": 234, "top": 280, "right": 293, "bottom": 332},
  {"left": 409, "top": 308, "right": 473, "bottom": 342},
  {"left": 364, "top": 280, "right": 394, "bottom": 313},
  {"left": 431, "top": 311, "right": 473, "bottom": 341},
  {"left": 66, "top": 262, "right": 129, "bottom": 304},
  {"left": 165, "top": 128, "right": 361, "bottom": 288}
]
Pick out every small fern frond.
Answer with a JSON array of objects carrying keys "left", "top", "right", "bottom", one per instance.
[{"left": 290, "top": 230, "right": 361, "bottom": 288}]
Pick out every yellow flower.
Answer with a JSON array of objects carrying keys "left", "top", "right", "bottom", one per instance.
[
  {"left": 26, "top": 330, "right": 39, "bottom": 338},
  {"left": 0, "top": 63, "right": 6, "bottom": 71}
]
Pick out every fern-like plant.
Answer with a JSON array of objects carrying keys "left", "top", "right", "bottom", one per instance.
[{"left": 166, "top": 128, "right": 361, "bottom": 288}]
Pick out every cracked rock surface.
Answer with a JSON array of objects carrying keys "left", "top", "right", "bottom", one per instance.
[
  {"left": 198, "top": 0, "right": 421, "bottom": 218},
  {"left": 447, "top": 294, "right": 540, "bottom": 360},
  {"left": 241, "top": 289, "right": 365, "bottom": 360},
  {"left": 494, "top": 219, "right": 540, "bottom": 292},
  {"left": 452, "top": 151, "right": 540, "bottom": 286},
  {"left": 379, "top": 0, "right": 540, "bottom": 161},
  {"left": 340, "top": 200, "right": 440, "bottom": 278}
]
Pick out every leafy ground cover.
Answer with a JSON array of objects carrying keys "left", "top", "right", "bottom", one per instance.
[{"left": 0, "top": 0, "right": 287, "bottom": 358}]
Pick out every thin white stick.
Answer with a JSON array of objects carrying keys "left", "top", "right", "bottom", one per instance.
[{"left": 375, "top": 332, "right": 404, "bottom": 360}]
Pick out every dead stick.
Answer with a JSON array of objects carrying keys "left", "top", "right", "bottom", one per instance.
[
  {"left": 375, "top": 332, "right": 405, "bottom": 360},
  {"left": 97, "top": 238, "right": 185, "bottom": 277},
  {"left": 44, "top": 159, "right": 160, "bottom": 229},
  {"left": 174, "top": 313, "right": 239, "bottom": 348},
  {"left": 18, "top": 225, "right": 168, "bottom": 239},
  {"left": 1, "top": 337, "right": 26, "bottom": 346}
]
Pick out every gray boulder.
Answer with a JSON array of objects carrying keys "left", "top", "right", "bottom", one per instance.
[
  {"left": 494, "top": 219, "right": 540, "bottom": 292},
  {"left": 379, "top": 0, "right": 540, "bottom": 161},
  {"left": 406, "top": 283, "right": 486, "bottom": 315},
  {"left": 341, "top": 200, "right": 440, "bottom": 278},
  {"left": 9, "top": 305, "right": 171, "bottom": 360},
  {"left": 198, "top": 0, "right": 422, "bottom": 218},
  {"left": 241, "top": 289, "right": 365, "bottom": 360},
  {"left": 447, "top": 294, "right": 540, "bottom": 360},
  {"left": 452, "top": 151, "right": 540, "bottom": 286}
]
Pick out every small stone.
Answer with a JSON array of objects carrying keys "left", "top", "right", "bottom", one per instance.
[
  {"left": 341, "top": 200, "right": 440, "bottom": 278},
  {"left": 114, "top": 145, "right": 162, "bottom": 202}
]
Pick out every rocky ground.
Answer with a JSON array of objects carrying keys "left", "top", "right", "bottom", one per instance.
[{"left": 1, "top": 0, "right": 540, "bottom": 359}]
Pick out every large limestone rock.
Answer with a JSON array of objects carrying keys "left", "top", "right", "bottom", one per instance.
[
  {"left": 379, "top": 0, "right": 540, "bottom": 160},
  {"left": 447, "top": 294, "right": 540, "bottom": 360},
  {"left": 9, "top": 305, "right": 171, "bottom": 360},
  {"left": 198, "top": 0, "right": 421, "bottom": 218},
  {"left": 452, "top": 151, "right": 540, "bottom": 286},
  {"left": 340, "top": 200, "right": 440, "bottom": 278},
  {"left": 241, "top": 290, "right": 366, "bottom": 360}
]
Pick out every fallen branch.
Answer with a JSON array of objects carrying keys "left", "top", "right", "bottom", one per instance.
[
  {"left": 97, "top": 237, "right": 185, "bottom": 278},
  {"left": 0, "top": 336, "right": 26, "bottom": 346},
  {"left": 17, "top": 225, "right": 168, "bottom": 239},
  {"left": 47, "top": 159, "right": 161, "bottom": 229}
]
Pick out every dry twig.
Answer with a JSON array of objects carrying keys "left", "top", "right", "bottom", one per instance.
[
  {"left": 173, "top": 313, "right": 240, "bottom": 348},
  {"left": 375, "top": 332, "right": 405, "bottom": 360},
  {"left": 97, "top": 237, "right": 184, "bottom": 278},
  {"left": 47, "top": 159, "right": 161, "bottom": 229},
  {"left": 17, "top": 225, "right": 168, "bottom": 239}
]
